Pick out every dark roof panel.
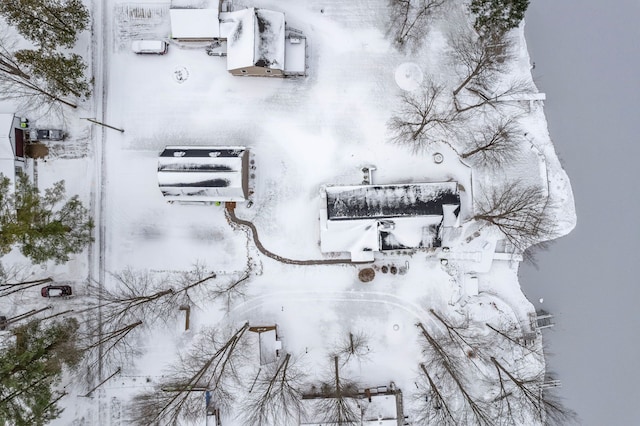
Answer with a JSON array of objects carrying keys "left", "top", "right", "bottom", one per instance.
[
  {"left": 326, "top": 183, "right": 460, "bottom": 220},
  {"left": 160, "top": 148, "right": 245, "bottom": 158}
]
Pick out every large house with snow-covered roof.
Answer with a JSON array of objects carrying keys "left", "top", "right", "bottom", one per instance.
[
  {"left": 157, "top": 146, "right": 249, "bottom": 204},
  {"left": 0, "top": 113, "right": 26, "bottom": 187},
  {"left": 224, "top": 8, "right": 286, "bottom": 76},
  {"left": 320, "top": 182, "right": 461, "bottom": 262},
  {"left": 169, "top": 5, "right": 306, "bottom": 77}
]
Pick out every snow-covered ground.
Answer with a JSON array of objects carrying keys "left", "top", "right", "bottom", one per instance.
[{"left": 0, "top": 0, "right": 575, "bottom": 425}]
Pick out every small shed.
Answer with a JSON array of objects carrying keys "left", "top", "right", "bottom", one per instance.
[
  {"left": 157, "top": 146, "right": 249, "bottom": 203},
  {"left": 300, "top": 387, "right": 404, "bottom": 426},
  {"left": 284, "top": 34, "right": 307, "bottom": 76},
  {"left": 224, "top": 8, "right": 286, "bottom": 76},
  {"left": 248, "top": 325, "right": 281, "bottom": 365},
  {"left": 0, "top": 113, "right": 26, "bottom": 186},
  {"left": 170, "top": 8, "right": 220, "bottom": 42}
]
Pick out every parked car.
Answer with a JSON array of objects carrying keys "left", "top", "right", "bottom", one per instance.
[
  {"left": 41, "top": 285, "right": 72, "bottom": 297},
  {"left": 132, "top": 40, "right": 168, "bottom": 55},
  {"left": 0, "top": 315, "right": 7, "bottom": 331},
  {"left": 29, "top": 128, "right": 64, "bottom": 141}
]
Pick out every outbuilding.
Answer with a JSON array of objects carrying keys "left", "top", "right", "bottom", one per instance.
[
  {"left": 300, "top": 386, "right": 404, "bottom": 426},
  {"left": 248, "top": 325, "right": 282, "bottom": 366},
  {"left": 157, "top": 146, "right": 249, "bottom": 204},
  {"left": 0, "top": 113, "right": 26, "bottom": 186},
  {"left": 169, "top": 8, "right": 220, "bottom": 42}
]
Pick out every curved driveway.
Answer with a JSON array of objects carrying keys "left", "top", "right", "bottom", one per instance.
[{"left": 225, "top": 204, "right": 365, "bottom": 266}]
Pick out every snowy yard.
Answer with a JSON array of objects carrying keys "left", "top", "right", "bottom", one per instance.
[{"left": 0, "top": 0, "right": 576, "bottom": 425}]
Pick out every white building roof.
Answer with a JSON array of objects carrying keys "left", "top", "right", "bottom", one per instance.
[
  {"left": 157, "top": 146, "right": 247, "bottom": 203},
  {"left": 225, "top": 8, "right": 285, "bottom": 71},
  {"left": 321, "top": 215, "right": 444, "bottom": 261},
  {"left": 170, "top": 8, "right": 220, "bottom": 39},
  {"left": 284, "top": 36, "right": 306, "bottom": 74},
  {"left": 0, "top": 113, "right": 15, "bottom": 159},
  {"left": 362, "top": 393, "right": 400, "bottom": 425},
  {"left": 0, "top": 113, "right": 16, "bottom": 183}
]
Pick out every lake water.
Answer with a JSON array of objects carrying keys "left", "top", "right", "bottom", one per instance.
[{"left": 521, "top": 1, "right": 640, "bottom": 424}]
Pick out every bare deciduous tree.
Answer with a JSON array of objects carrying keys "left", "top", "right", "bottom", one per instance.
[
  {"left": 77, "top": 265, "right": 250, "bottom": 378},
  {"left": 414, "top": 312, "right": 573, "bottom": 425},
  {"left": 239, "top": 353, "right": 306, "bottom": 426},
  {"left": 485, "top": 322, "right": 541, "bottom": 357},
  {"left": 540, "top": 378, "right": 579, "bottom": 426},
  {"left": 84, "top": 265, "right": 238, "bottom": 327},
  {"left": 0, "top": 32, "right": 82, "bottom": 110},
  {"left": 460, "top": 115, "right": 522, "bottom": 166},
  {"left": 455, "top": 78, "right": 533, "bottom": 114},
  {"left": 414, "top": 362, "right": 457, "bottom": 425},
  {"left": 449, "top": 29, "right": 512, "bottom": 98},
  {"left": 172, "top": 262, "right": 249, "bottom": 311},
  {"left": 388, "top": 81, "right": 458, "bottom": 153},
  {"left": 491, "top": 358, "right": 577, "bottom": 425},
  {"left": 130, "top": 323, "right": 251, "bottom": 425},
  {"left": 388, "top": 0, "right": 445, "bottom": 51},
  {"left": 429, "top": 310, "right": 491, "bottom": 370},
  {"left": 416, "top": 322, "right": 493, "bottom": 425},
  {"left": 473, "top": 181, "right": 555, "bottom": 252},
  {"left": 0, "top": 306, "right": 52, "bottom": 329},
  {"left": 80, "top": 319, "right": 144, "bottom": 373},
  {"left": 332, "top": 331, "right": 371, "bottom": 366},
  {"left": 84, "top": 269, "right": 175, "bottom": 327},
  {"left": 311, "top": 356, "right": 361, "bottom": 425},
  {"left": 0, "top": 262, "right": 50, "bottom": 287},
  {"left": 0, "top": 276, "right": 52, "bottom": 298}
]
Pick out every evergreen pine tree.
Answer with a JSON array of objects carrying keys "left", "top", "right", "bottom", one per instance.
[
  {"left": 14, "top": 49, "right": 91, "bottom": 100},
  {"left": 0, "top": 173, "right": 94, "bottom": 264},
  {"left": 0, "top": 0, "right": 89, "bottom": 50},
  {"left": 0, "top": 319, "right": 80, "bottom": 425},
  {"left": 469, "top": 0, "right": 530, "bottom": 37}
]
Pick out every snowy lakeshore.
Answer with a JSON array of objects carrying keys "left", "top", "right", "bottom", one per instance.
[{"left": 0, "top": 0, "right": 576, "bottom": 425}]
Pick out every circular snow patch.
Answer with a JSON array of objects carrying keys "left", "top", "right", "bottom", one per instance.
[
  {"left": 173, "top": 66, "right": 190, "bottom": 83},
  {"left": 394, "top": 62, "right": 423, "bottom": 91}
]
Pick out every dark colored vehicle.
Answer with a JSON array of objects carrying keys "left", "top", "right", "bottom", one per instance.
[
  {"left": 29, "top": 128, "right": 64, "bottom": 141},
  {"left": 0, "top": 315, "right": 7, "bottom": 331},
  {"left": 41, "top": 285, "right": 72, "bottom": 297}
]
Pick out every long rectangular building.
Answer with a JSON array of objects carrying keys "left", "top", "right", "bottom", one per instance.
[
  {"left": 320, "top": 182, "right": 461, "bottom": 261},
  {"left": 157, "top": 146, "right": 249, "bottom": 203}
]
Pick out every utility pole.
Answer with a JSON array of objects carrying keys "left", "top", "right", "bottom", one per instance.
[{"left": 82, "top": 118, "right": 124, "bottom": 133}]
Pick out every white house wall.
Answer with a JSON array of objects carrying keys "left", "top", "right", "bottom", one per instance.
[{"left": 0, "top": 113, "right": 17, "bottom": 184}]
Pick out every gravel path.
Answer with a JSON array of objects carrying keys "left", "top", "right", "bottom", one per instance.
[{"left": 225, "top": 203, "right": 366, "bottom": 266}]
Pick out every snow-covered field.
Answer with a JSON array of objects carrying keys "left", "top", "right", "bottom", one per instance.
[{"left": 0, "top": 0, "right": 575, "bottom": 425}]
